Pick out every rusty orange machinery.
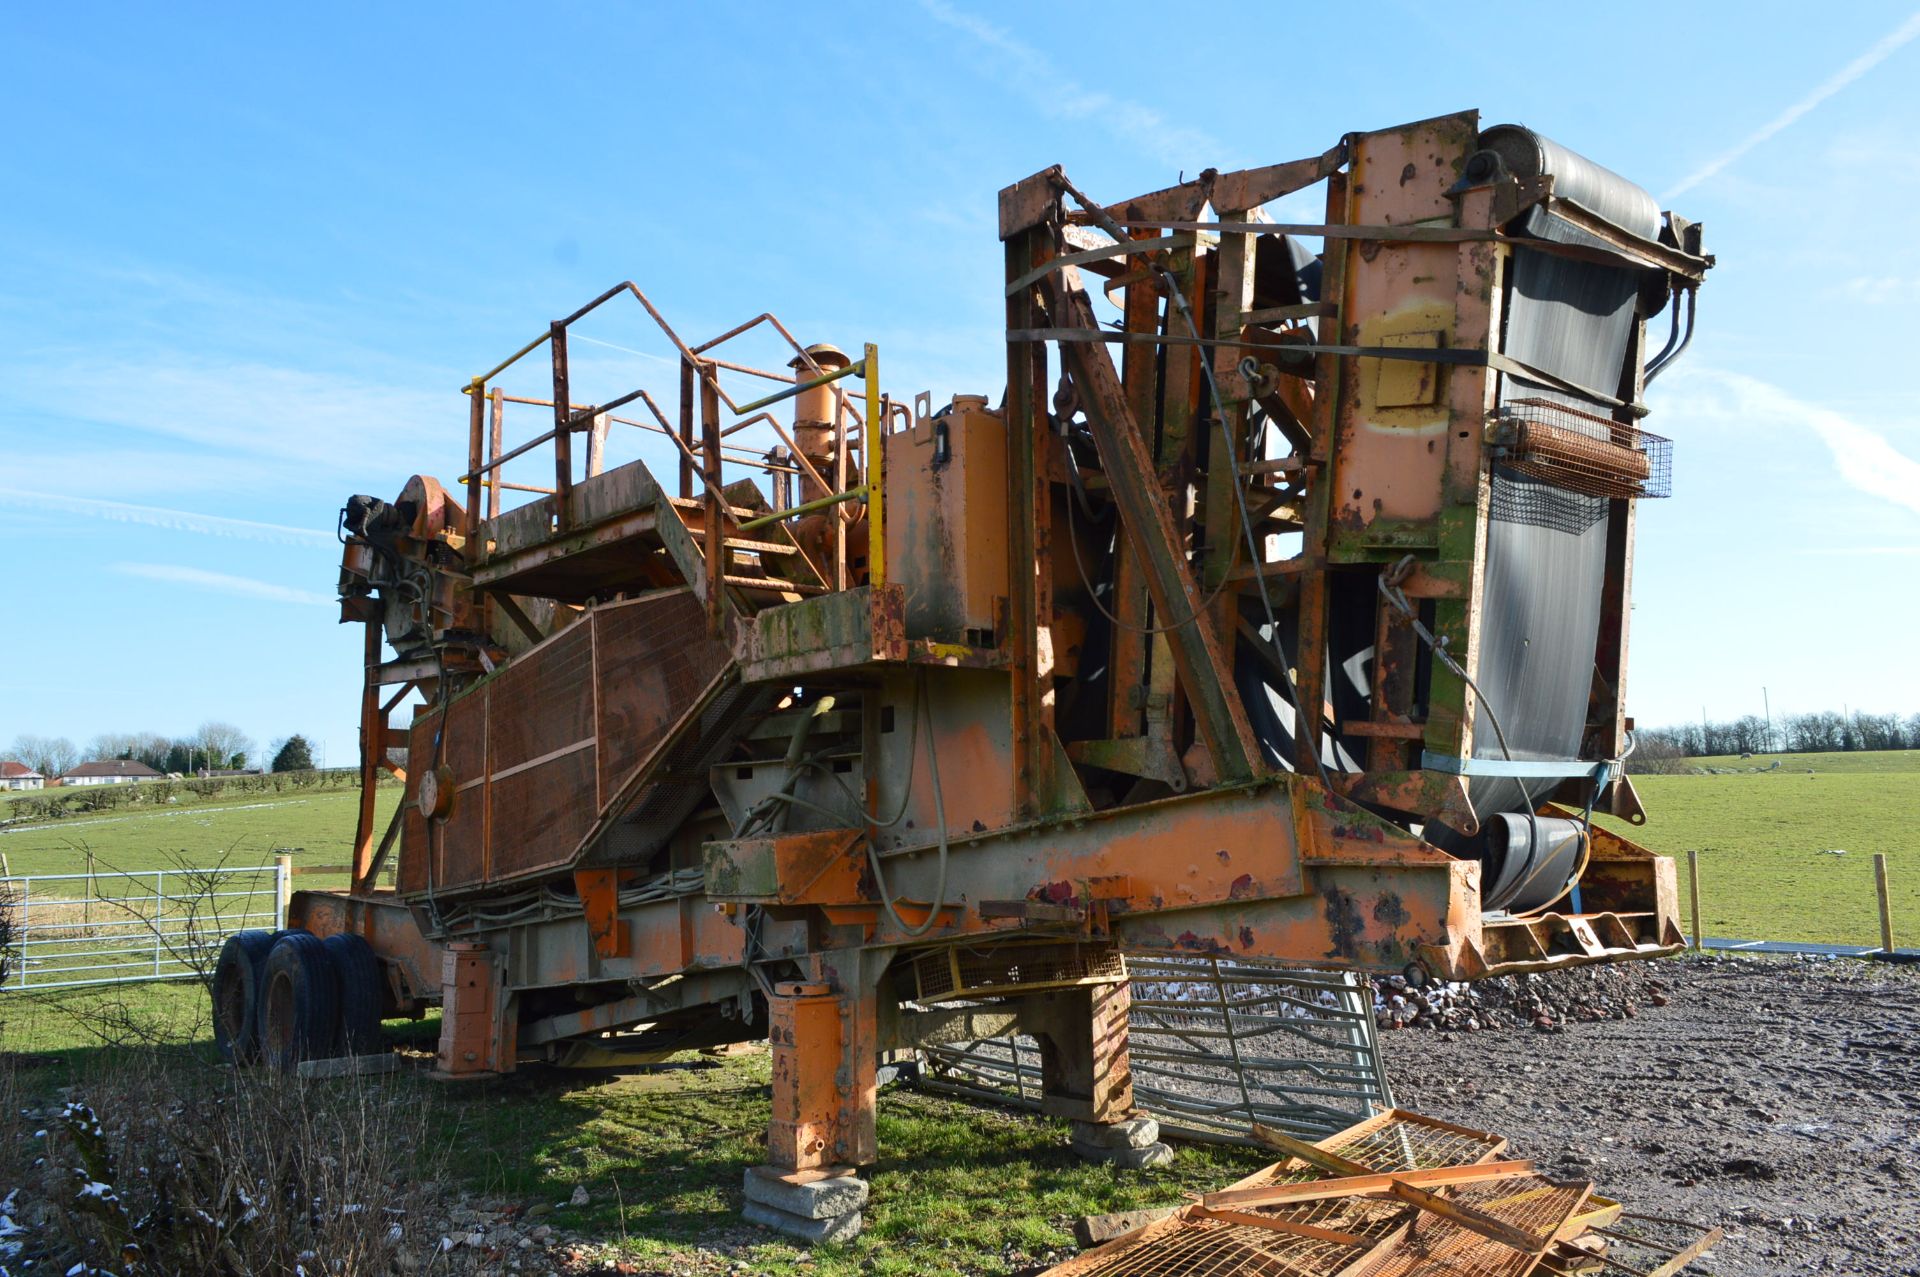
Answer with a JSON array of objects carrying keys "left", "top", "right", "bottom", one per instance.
[{"left": 270, "top": 109, "right": 1707, "bottom": 1228}]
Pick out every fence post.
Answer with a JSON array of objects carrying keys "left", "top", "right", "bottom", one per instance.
[
  {"left": 154, "top": 869, "right": 165, "bottom": 978},
  {"left": 15, "top": 878, "right": 26, "bottom": 990},
  {"left": 276, "top": 853, "right": 293, "bottom": 928},
  {"left": 1687, "top": 849, "right": 1702, "bottom": 951},
  {"left": 1875, "top": 853, "right": 1894, "bottom": 955}
]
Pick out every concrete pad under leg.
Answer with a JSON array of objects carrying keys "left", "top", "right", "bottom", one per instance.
[
  {"left": 1071, "top": 1117, "right": 1173, "bottom": 1168},
  {"left": 742, "top": 1166, "right": 870, "bottom": 1219},
  {"left": 1071, "top": 1117, "right": 1160, "bottom": 1150},
  {"left": 742, "top": 1201, "right": 864, "bottom": 1244}
]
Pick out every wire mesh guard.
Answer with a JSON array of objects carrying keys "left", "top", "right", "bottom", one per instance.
[
  {"left": 1493, "top": 398, "right": 1672, "bottom": 502},
  {"left": 912, "top": 940, "right": 1126, "bottom": 1003},
  {"left": 920, "top": 956, "right": 1391, "bottom": 1144}
]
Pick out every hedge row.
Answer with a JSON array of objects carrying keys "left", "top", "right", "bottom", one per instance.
[{"left": 2, "top": 769, "right": 396, "bottom": 822}]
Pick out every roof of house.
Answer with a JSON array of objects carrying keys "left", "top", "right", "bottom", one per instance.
[
  {"left": 1, "top": 761, "right": 44, "bottom": 779},
  {"left": 61, "top": 759, "right": 165, "bottom": 780}
]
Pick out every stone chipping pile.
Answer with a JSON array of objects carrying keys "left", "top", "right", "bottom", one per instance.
[{"left": 1371, "top": 961, "right": 1673, "bottom": 1033}]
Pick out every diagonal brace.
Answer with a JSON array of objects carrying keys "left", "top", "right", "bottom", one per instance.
[{"left": 1041, "top": 266, "right": 1263, "bottom": 784}]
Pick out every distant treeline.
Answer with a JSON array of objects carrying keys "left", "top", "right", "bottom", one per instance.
[
  {"left": 7, "top": 724, "right": 318, "bottom": 778},
  {"left": 1628, "top": 709, "right": 1919, "bottom": 774},
  {"left": 0, "top": 768, "right": 393, "bottom": 823}
]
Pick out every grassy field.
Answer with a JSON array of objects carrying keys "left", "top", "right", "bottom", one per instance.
[
  {"left": 0, "top": 784, "right": 403, "bottom": 891},
  {"left": 1597, "top": 749, "right": 1918, "bottom": 947},
  {"left": 0, "top": 983, "right": 1261, "bottom": 1276},
  {"left": 1686, "top": 749, "right": 1920, "bottom": 774}
]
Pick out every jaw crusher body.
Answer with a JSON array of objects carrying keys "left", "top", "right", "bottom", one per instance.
[{"left": 286, "top": 110, "right": 1709, "bottom": 1221}]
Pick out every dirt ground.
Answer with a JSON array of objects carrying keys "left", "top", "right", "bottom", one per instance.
[{"left": 1379, "top": 953, "right": 1920, "bottom": 1276}]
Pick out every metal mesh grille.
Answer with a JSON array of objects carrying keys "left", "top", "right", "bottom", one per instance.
[
  {"left": 1344, "top": 1175, "right": 1590, "bottom": 1277},
  {"left": 1065, "top": 1204, "right": 1407, "bottom": 1277},
  {"left": 435, "top": 686, "right": 489, "bottom": 889},
  {"left": 1495, "top": 399, "right": 1671, "bottom": 500},
  {"left": 923, "top": 959, "right": 1390, "bottom": 1146},
  {"left": 485, "top": 621, "right": 596, "bottom": 879},
  {"left": 1046, "top": 1112, "right": 1517, "bottom": 1277},
  {"left": 593, "top": 590, "right": 728, "bottom": 800},
  {"left": 913, "top": 942, "right": 1126, "bottom": 1003}
]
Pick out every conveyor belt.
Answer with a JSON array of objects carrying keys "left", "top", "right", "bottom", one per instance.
[
  {"left": 1464, "top": 127, "right": 1660, "bottom": 909},
  {"left": 1234, "top": 127, "right": 1666, "bottom": 913}
]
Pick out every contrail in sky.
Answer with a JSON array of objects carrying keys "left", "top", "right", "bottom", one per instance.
[
  {"left": 917, "top": 0, "right": 1223, "bottom": 170},
  {"left": 1666, "top": 10, "right": 1920, "bottom": 198},
  {"left": 114, "top": 562, "right": 335, "bottom": 606},
  {"left": 0, "top": 488, "right": 334, "bottom": 547}
]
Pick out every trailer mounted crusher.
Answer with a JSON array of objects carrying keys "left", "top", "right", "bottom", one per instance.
[{"left": 213, "top": 110, "right": 1710, "bottom": 1239}]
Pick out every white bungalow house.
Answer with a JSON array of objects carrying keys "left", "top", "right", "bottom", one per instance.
[
  {"left": 59, "top": 760, "right": 165, "bottom": 786},
  {"left": 1, "top": 761, "right": 45, "bottom": 790}
]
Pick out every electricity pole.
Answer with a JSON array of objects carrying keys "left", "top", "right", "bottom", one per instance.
[{"left": 1762, "top": 687, "right": 1772, "bottom": 754}]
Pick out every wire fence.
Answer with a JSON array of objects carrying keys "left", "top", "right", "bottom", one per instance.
[{"left": 0, "top": 862, "right": 288, "bottom": 991}]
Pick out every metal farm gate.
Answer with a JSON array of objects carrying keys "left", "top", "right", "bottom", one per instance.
[
  {"left": 0, "top": 862, "right": 288, "bottom": 991},
  {"left": 921, "top": 955, "right": 1392, "bottom": 1145}
]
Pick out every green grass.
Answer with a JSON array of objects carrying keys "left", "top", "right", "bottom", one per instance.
[
  {"left": 0, "top": 985, "right": 1260, "bottom": 1276},
  {"left": 1598, "top": 749, "right": 1918, "bottom": 947},
  {"left": 1686, "top": 749, "right": 1920, "bottom": 774},
  {"left": 1, "top": 785, "right": 403, "bottom": 891}
]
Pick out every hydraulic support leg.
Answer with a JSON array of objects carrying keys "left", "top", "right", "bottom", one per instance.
[{"left": 748, "top": 954, "right": 881, "bottom": 1242}]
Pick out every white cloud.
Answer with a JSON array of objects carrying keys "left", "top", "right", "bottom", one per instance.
[
  {"left": 1841, "top": 274, "right": 1920, "bottom": 304},
  {"left": 1666, "top": 10, "right": 1920, "bottom": 199},
  {"left": 916, "top": 0, "right": 1224, "bottom": 170},
  {"left": 0, "top": 489, "right": 336, "bottom": 546},
  {"left": 6, "top": 354, "right": 452, "bottom": 477},
  {"left": 1660, "top": 368, "right": 1920, "bottom": 519},
  {"left": 113, "top": 562, "right": 334, "bottom": 607}
]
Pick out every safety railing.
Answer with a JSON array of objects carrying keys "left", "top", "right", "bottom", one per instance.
[
  {"left": 453, "top": 281, "right": 892, "bottom": 602},
  {"left": 0, "top": 862, "right": 287, "bottom": 991}
]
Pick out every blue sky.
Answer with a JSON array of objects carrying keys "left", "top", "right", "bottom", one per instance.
[{"left": 3, "top": 2, "right": 1917, "bottom": 764}]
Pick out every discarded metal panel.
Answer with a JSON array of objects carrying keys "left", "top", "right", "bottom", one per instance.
[
  {"left": 1042, "top": 1110, "right": 1718, "bottom": 1277},
  {"left": 923, "top": 957, "right": 1391, "bottom": 1145}
]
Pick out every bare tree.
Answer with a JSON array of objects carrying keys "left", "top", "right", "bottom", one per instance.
[
  {"left": 8, "top": 734, "right": 79, "bottom": 778},
  {"left": 192, "top": 721, "right": 256, "bottom": 771}
]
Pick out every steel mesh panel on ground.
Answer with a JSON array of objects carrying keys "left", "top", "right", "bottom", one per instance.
[
  {"left": 592, "top": 591, "right": 728, "bottom": 799},
  {"left": 1045, "top": 1112, "right": 1556, "bottom": 1277},
  {"left": 1342, "top": 1175, "right": 1590, "bottom": 1277},
  {"left": 1059, "top": 1211, "right": 1393, "bottom": 1277}
]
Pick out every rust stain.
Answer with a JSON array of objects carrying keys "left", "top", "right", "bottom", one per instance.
[
  {"left": 1228, "top": 873, "right": 1256, "bottom": 901},
  {"left": 1323, "top": 886, "right": 1363, "bottom": 961},
  {"left": 1037, "top": 880, "right": 1077, "bottom": 906}
]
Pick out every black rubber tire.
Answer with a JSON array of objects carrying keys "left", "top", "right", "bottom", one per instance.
[
  {"left": 258, "top": 931, "right": 342, "bottom": 1070},
  {"left": 211, "top": 929, "right": 278, "bottom": 1064},
  {"left": 323, "top": 933, "right": 385, "bottom": 1056}
]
